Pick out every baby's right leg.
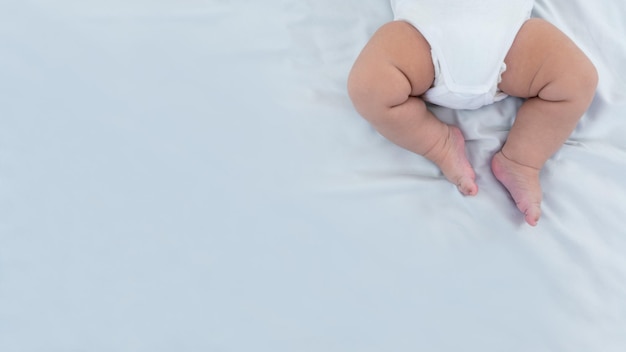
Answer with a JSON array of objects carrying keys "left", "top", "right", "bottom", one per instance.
[{"left": 347, "top": 21, "right": 477, "bottom": 195}]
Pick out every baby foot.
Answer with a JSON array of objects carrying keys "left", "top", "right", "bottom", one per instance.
[
  {"left": 430, "top": 125, "right": 478, "bottom": 196},
  {"left": 491, "top": 151, "right": 542, "bottom": 226}
]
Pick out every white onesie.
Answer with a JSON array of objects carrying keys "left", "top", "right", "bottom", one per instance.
[{"left": 391, "top": 0, "right": 534, "bottom": 110}]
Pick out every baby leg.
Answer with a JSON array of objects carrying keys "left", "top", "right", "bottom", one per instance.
[
  {"left": 494, "top": 19, "right": 598, "bottom": 226},
  {"left": 348, "top": 21, "right": 478, "bottom": 195}
]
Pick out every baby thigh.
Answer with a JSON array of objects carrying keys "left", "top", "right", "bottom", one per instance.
[
  {"left": 499, "top": 18, "right": 597, "bottom": 106},
  {"left": 347, "top": 21, "right": 435, "bottom": 125}
]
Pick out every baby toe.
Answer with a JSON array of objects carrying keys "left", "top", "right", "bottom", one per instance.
[
  {"left": 524, "top": 205, "right": 542, "bottom": 227},
  {"left": 457, "top": 178, "right": 478, "bottom": 196}
]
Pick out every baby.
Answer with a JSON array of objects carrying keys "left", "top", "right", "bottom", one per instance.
[{"left": 347, "top": 0, "right": 598, "bottom": 226}]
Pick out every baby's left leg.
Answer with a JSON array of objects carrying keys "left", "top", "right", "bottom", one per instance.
[{"left": 494, "top": 19, "right": 598, "bottom": 226}]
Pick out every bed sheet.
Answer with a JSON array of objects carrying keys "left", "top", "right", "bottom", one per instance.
[{"left": 1, "top": 0, "right": 625, "bottom": 351}]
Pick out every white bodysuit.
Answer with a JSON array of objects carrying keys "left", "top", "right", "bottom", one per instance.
[{"left": 391, "top": 0, "right": 534, "bottom": 110}]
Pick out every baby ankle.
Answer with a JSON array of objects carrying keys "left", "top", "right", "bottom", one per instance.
[
  {"left": 423, "top": 126, "right": 452, "bottom": 165},
  {"left": 499, "top": 149, "right": 541, "bottom": 171}
]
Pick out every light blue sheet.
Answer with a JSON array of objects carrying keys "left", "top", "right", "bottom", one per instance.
[{"left": 1, "top": 1, "right": 626, "bottom": 351}]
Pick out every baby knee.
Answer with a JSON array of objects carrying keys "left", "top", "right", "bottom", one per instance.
[
  {"left": 347, "top": 62, "right": 412, "bottom": 123},
  {"left": 578, "top": 59, "right": 599, "bottom": 101},
  {"left": 346, "top": 66, "right": 370, "bottom": 111},
  {"left": 543, "top": 56, "right": 598, "bottom": 107},
  {"left": 566, "top": 59, "right": 598, "bottom": 110},
  {"left": 566, "top": 55, "right": 598, "bottom": 102},
  {"left": 347, "top": 68, "right": 377, "bottom": 121}
]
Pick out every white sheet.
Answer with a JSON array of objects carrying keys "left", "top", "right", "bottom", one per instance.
[{"left": 1, "top": 0, "right": 625, "bottom": 351}]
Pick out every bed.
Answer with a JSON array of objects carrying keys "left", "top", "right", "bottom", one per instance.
[{"left": 1, "top": 0, "right": 625, "bottom": 350}]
